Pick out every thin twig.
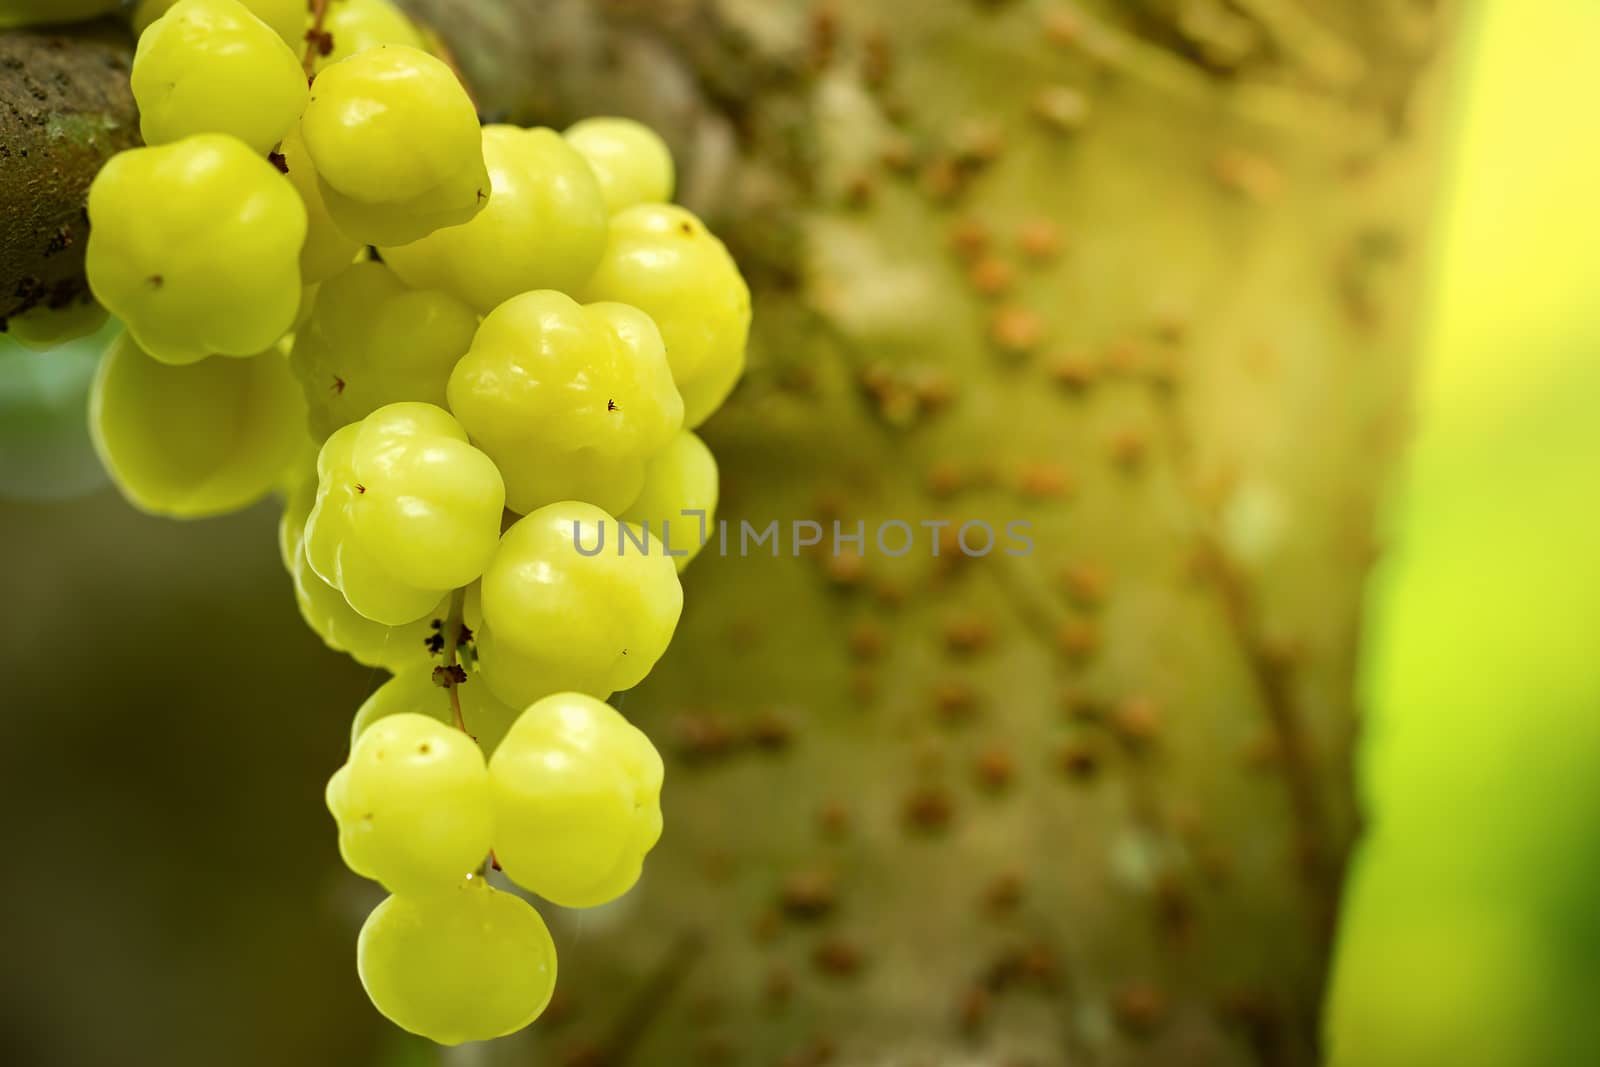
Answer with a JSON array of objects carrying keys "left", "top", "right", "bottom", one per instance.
[
  {"left": 303, "top": 0, "right": 331, "bottom": 82},
  {"left": 1204, "top": 546, "right": 1334, "bottom": 922},
  {"left": 1228, "top": 0, "right": 1365, "bottom": 89},
  {"left": 1142, "top": 385, "right": 1331, "bottom": 1067},
  {"left": 1145, "top": 387, "right": 1336, "bottom": 941},
  {"left": 593, "top": 929, "right": 706, "bottom": 1067},
  {"left": 439, "top": 586, "right": 468, "bottom": 733}
]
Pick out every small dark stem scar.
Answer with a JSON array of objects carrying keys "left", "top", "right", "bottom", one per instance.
[{"left": 355, "top": 483, "right": 366, "bottom": 494}]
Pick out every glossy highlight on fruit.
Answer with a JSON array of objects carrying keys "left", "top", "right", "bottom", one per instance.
[
  {"left": 304, "top": 402, "right": 505, "bottom": 625},
  {"left": 477, "top": 501, "right": 684, "bottom": 708},
  {"left": 582, "top": 204, "right": 751, "bottom": 427},
  {"left": 326, "top": 712, "right": 492, "bottom": 894},
  {"left": 489, "top": 692, "right": 665, "bottom": 908},
  {"left": 132, "top": 0, "right": 308, "bottom": 156},
  {"left": 279, "top": 467, "right": 445, "bottom": 671},
  {"left": 85, "top": 134, "right": 306, "bottom": 365},
  {"left": 65, "top": 32, "right": 743, "bottom": 1036},
  {"left": 382, "top": 125, "right": 609, "bottom": 313},
  {"left": 447, "top": 290, "right": 683, "bottom": 514},
  {"left": 300, "top": 45, "right": 489, "bottom": 246}
]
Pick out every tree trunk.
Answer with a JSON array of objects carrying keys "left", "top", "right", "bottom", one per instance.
[
  {"left": 0, "top": 2, "right": 1465, "bottom": 1064},
  {"left": 403, "top": 3, "right": 1463, "bottom": 1064},
  {"left": 0, "top": 18, "right": 137, "bottom": 325}
]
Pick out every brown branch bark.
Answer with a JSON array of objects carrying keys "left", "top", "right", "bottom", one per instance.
[{"left": 0, "top": 18, "right": 137, "bottom": 326}]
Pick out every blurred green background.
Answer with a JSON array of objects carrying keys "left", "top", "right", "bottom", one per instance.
[
  {"left": 1326, "top": 1, "right": 1600, "bottom": 1064},
  {"left": 2, "top": 2, "right": 1598, "bottom": 1065}
]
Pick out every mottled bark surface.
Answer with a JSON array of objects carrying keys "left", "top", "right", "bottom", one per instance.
[
  {"left": 0, "top": 2, "right": 1461, "bottom": 1063},
  {"left": 0, "top": 18, "right": 136, "bottom": 326},
  {"left": 397, "top": 3, "right": 1460, "bottom": 1065}
]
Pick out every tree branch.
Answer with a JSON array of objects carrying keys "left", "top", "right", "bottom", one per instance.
[
  {"left": 0, "top": 18, "right": 137, "bottom": 326},
  {"left": 397, "top": 0, "right": 812, "bottom": 287}
]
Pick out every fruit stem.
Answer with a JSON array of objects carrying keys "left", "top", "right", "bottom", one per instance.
[
  {"left": 303, "top": 0, "right": 331, "bottom": 82},
  {"left": 440, "top": 587, "right": 468, "bottom": 734}
]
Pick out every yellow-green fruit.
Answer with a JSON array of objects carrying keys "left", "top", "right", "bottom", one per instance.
[
  {"left": 304, "top": 402, "right": 505, "bottom": 625},
  {"left": 350, "top": 664, "right": 522, "bottom": 758},
  {"left": 477, "top": 501, "right": 684, "bottom": 708},
  {"left": 352, "top": 668, "right": 521, "bottom": 758},
  {"left": 3, "top": 299, "right": 109, "bottom": 352},
  {"left": 382, "top": 126, "right": 609, "bottom": 313},
  {"left": 619, "top": 430, "right": 719, "bottom": 572},
  {"left": 318, "top": 0, "right": 427, "bottom": 70},
  {"left": 289, "top": 262, "right": 478, "bottom": 440},
  {"left": 277, "top": 125, "right": 363, "bottom": 285},
  {"left": 325, "top": 713, "right": 492, "bottom": 894},
  {"left": 317, "top": 169, "right": 489, "bottom": 249},
  {"left": 0, "top": 1, "right": 121, "bottom": 28},
  {"left": 279, "top": 468, "right": 445, "bottom": 671},
  {"left": 303, "top": 46, "right": 472, "bottom": 202},
  {"left": 132, "top": 0, "right": 308, "bottom": 156},
  {"left": 488, "top": 692, "right": 665, "bottom": 908},
  {"left": 564, "top": 117, "right": 675, "bottom": 214},
  {"left": 301, "top": 45, "right": 489, "bottom": 245},
  {"left": 290, "top": 549, "right": 445, "bottom": 668},
  {"left": 447, "top": 290, "right": 683, "bottom": 515},
  {"left": 0, "top": 320, "right": 118, "bottom": 501},
  {"left": 582, "top": 204, "right": 751, "bottom": 427},
  {"left": 90, "top": 333, "right": 303, "bottom": 518},
  {"left": 85, "top": 134, "right": 306, "bottom": 365},
  {"left": 276, "top": 449, "right": 322, "bottom": 571},
  {"left": 133, "top": 0, "right": 304, "bottom": 48},
  {"left": 289, "top": 283, "right": 319, "bottom": 338},
  {"left": 357, "top": 878, "right": 557, "bottom": 1046}
]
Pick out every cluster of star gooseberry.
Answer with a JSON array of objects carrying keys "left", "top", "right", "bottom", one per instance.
[{"left": 70, "top": 0, "right": 748, "bottom": 1047}]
